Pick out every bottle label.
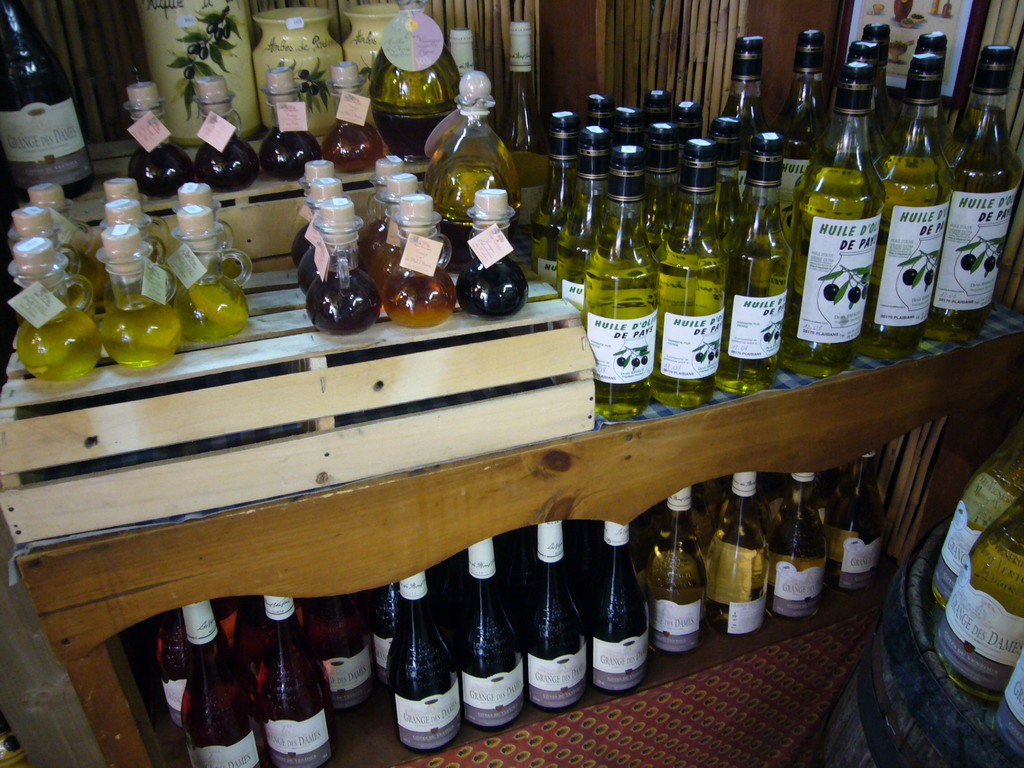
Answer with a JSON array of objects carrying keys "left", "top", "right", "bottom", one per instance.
[
  {"left": 263, "top": 596, "right": 295, "bottom": 621},
  {"left": 770, "top": 560, "right": 824, "bottom": 618},
  {"left": 537, "top": 258, "right": 558, "bottom": 284},
  {"left": 707, "top": 540, "right": 765, "bottom": 606},
  {"left": 373, "top": 633, "right": 392, "bottom": 684},
  {"left": 561, "top": 279, "right": 584, "bottom": 311},
  {"left": 659, "top": 309, "right": 725, "bottom": 379},
  {"left": 264, "top": 710, "right": 331, "bottom": 767},
  {"left": 873, "top": 203, "right": 948, "bottom": 326},
  {"left": 399, "top": 573, "right": 428, "bottom": 600},
  {"left": 394, "top": 681, "right": 460, "bottom": 749},
  {"left": 399, "top": 234, "right": 444, "bottom": 277},
  {"left": 142, "top": 262, "right": 173, "bottom": 305},
  {"left": 187, "top": 731, "right": 261, "bottom": 768},
  {"left": 588, "top": 310, "right": 657, "bottom": 384},
  {"left": 937, "top": 501, "right": 982, "bottom": 595},
  {"left": 468, "top": 224, "right": 514, "bottom": 268},
  {"left": 461, "top": 659, "right": 524, "bottom": 726},
  {"left": 196, "top": 110, "right": 237, "bottom": 153},
  {"left": 592, "top": 633, "right": 648, "bottom": 690},
  {"left": 727, "top": 594, "right": 766, "bottom": 635},
  {"left": 996, "top": 659, "right": 1024, "bottom": 753},
  {"left": 381, "top": 11, "right": 444, "bottom": 72},
  {"left": 324, "top": 645, "right": 373, "bottom": 709},
  {"left": 276, "top": 102, "right": 310, "bottom": 133},
  {"left": 933, "top": 188, "right": 1018, "bottom": 310},
  {"left": 536, "top": 521, "right": 564, "bottom": 563},
  {"left": 336, "top": 92, "right": 371, "bottom": 126},
  {"left": 527, "top": 642, "right": 586, "bottom": 707},
  {"left": 162, "top": 676, "right": 186, "bottom": 718},
  {"left": 468, "top": 539, "right": 497, "bottom": 579},
  {"left": 0, "top": 99, "right": 90, "bottom": 187},
  {"left": 127, "top": 111, "right": 171, "bottom": 154},
  {"left": 780, "top": 159, "right": 810, "bottom": 209},
  {"left": 8, "top": 282, "right": 67, "bottom": 329},
  {"left": 182, "top": 601, "right": 218, "bottom": 645},
  {"left": 796, "top": 215, "right": 881, "bottom": 343},
  {"left": 603, "top": 521, "right": 629, "bottom": 546},
  {"left": 726, "top": 293, "right": 785, "bottom": 359},
  {"left": 731, "top": 472, "right": 757, "bottom": 497},
  {"left": 166, "top": 245, "right": 208, "bottom": 290},
  {"left": 649, "top": 597, "right": 701, "bottom": 652}
]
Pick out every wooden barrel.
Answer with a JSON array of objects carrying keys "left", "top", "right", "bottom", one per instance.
[{"left": 820, "top": 520, "right": 1020, "bottom": 768}]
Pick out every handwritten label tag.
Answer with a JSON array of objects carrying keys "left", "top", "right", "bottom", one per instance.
[
  {"left": 276, "top": 102, "right": 309, "bottom": 132},
  {"left": 386, "top": 219, "right": 400, "bottom": 246},
  {"left": 176, "top": 14, "right": 197, "bottom": 28},
  {"left": 197, "top": 111, "right": 236, "bottom": 153},
  {"left": 166, "top": 244, "right": 207, "bottom": 289},
  {"left": 48, "top": 209, "right": 78, "bottom": 246},
  {"left": 299, "top": 205, "right": 313, "bottom": 222},
  {"left": 142, "top": 261, "right": 171, "bottom": 304},
  {"left": 304, "top": 226, "right": 330, "bottom": 280},
  {"left": 8, "top": 282, "right": 66, "bottom": 329},
  {"left": 127, "top": 111, "right": 171, "bottom": 153},
  {"left": 336, "top": 92, "right": 371, "bottom": 126},
  {"left": 399, "top": 234, "right": 443, "bottom": 276},
  {"left": 285, "top": 15, "right": 305, "bottom": 30},
  {"left": 468, "top": 224, "right": 514, "bottom": 268}
]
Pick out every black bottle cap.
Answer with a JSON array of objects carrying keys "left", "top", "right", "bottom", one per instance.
[
  {"left": 673, "top": 101, "right": 702, "bottom": 142},
  {"left": 732, "top": 35, "right": 764, "bottom": 82},
  {"left": 587, "top": 93, "right": 615, "bottom": 129},
  {"left": 548, "top": 110, "right": 580, "bottom": 160},
  {"left": 916, "top": 31, "right": 947, "bottom": 56},
  {"left": 746, "top": 132, "right": 783, "bottom": 187},
  {"left": 903, "top": 53, "right": 944, "bottom": 105},
  {"left": 613, "top": 106, "right": 645, "bottom": 145},
  {"left": 644, "top": 89, "right": 673, "bottom": 123},
  {"left": 794, "top": 29, "right": 825, "bottom": 73},
  {"left": 679, "top": 138, "right": 717, "bottom": 193},
  {"left": 847, "top": 40, "right": 881, "bottom": 69},
  {"left": 710, "top": 116, "right": 740, "bottom": 166},
  {"left": 578, "top": 125, "right": 612, "bottom": 179},
  {"left": 645, "top": 122, "right": 678, "bottom": 173},
  {"left": 608, "top": 145, "right": 646, "bottom": 202},
  {"left": 973, "top": 45, "right": 1015, "bottom": 95},
  {"left": 862, "top": 23, "right": 889, "bottom": 67},
  {"left": 834, "top": 61, "right": 875, "bottom": 115}
]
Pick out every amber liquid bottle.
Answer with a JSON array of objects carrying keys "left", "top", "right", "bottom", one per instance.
[
  {"left": 305, "top": 594, "right": 374, "bottom": 711},
  {"left": 364, "top": 172, "right": 419, "bottom": 293},
  {"left": 124, "top": 81, "right": 194, "bottom": 199},
  {"left": 295, "top": 177, "right": 345, "bottom": 290},
  {"left": 321, "top": 61, "right": 384, "bottom": 173},
  {"left": 193, "top": 76, "right": 259, "bottom": 193},
  {"left": 258, "top": 67, "right": 322, "bottom": 181}
]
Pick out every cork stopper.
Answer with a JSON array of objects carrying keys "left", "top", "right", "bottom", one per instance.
[
  {"left": 177, "top": 182, "right": 214, "bottom": 208},
  {"left": 12, "top": 237, "right": 58, "bottom": 277},
  {"left": 330, "top": 61, "right": 361, "bottom": 88},
  {"left": 264, "top": 66, "right": 297, "bottom": 95},
  {"left": 386, "top": 172, "right": 418, "bottom": 200},
  {"left": 398, "top": 193, "right": 435, "bottom": 225},
  {"left": 304, "top": 160, "right": 335, "bottom": 182},
  {"left": 12, "top": 206, "right": 54, "bottom": 238},
  {"left": 125, "top": 81, "right": 161, "bottom": 111},
  {"left": 468, "top": 188, "right": 513, "bottom": 221},
  {"left": 100, "top": 224, "right": 145, "bottom": 264},
  {"left": 308, "top": 177, "right": 345, "bottom": 203},
  {"left": 317, "top": 197, "right": 357, "bottom": 228},
  {"left": 105, "top": 198, "right": 145, "bottom": 227},
  {"left": 375, "top": 156, "right": 404, "bottom": 179},
  {"left": 176, "top": 204, "right": 216, "bottom": 237},
  {"left": 27, "top": 183, "right": 65, "bottom": 207},
  {"left": 195, "top": 76, "right": 231, "bottom": 103},
  {"left": 104, "top": 177, "right": 140, "bottom": 202}
]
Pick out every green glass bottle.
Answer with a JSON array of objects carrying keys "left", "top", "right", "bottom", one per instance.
[
  {"left": 846, "top": 41, "right": 888, "bottom": 160},
  {"left": 862, "top": 23, "right": 897, "bottom": 136},
  {"left": 531, "top": 111, "right": 580, "bottom": 286},
  {"left": 927, "top": 45, "right": 1022, "bottom": 342},
  {"left": 585, "top": 145, "right": 658, "bottom": 420},
  {"left": 556, "top": 126, "right": 611, "bottom": 313},
  {"left": 780, "top": 61, "right": 884, "bottom": 378},
  {"left": 643, "top": 122, "right": 679, "bottom": 254},
  {"left": 716, "top": 132, "right": 791, "bottom": 395},
  {"left": 710, "top": 116, "right": 742, "bottom": 242},
  {"left": 722, "top": 36, "right": 770, "bottom": 179},
  {"left": 915, "top": 32, "right": 951, "bottom": 152},
  {"left": 652, "top": 138, "right": 726, "bottom": 408},
  {"left": 859, "top": 53, "right": 952, "bottom": 359}
]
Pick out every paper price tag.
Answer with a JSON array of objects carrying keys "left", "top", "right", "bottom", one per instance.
[
  {"left": 336, "top": 92, "right": 371, "bottom": 126},
  {"left": 176, "top": 14, "right": 197, "bottom": 28},
  {"left": 399, "top": 234, "right": 443, "bottom": 276},
  {"left": 304, "top": 227, "right": 330, "bottom": 281},
  {"left": 385, "top": 219, "right": 400, "bottom": 246},
  {"left": 285, "top": 15, "right": 305, "bottom": 29},
  {"left": 8, "top": 282, "right": 66, "bottom": 329},
  {"left": 468, "top": 223, "right": 514, "bottom": 268},
  {"left": 166, "top": 244, "right": 208, "bottom": 288},
  {"left": 48, "top": 209, "right": 78, "bottom": 246},
  {"left": 382, "top": 11, "right": 443, "bottom": 71},
  {"left": 127, "top": 111, "right": 171, "bottom": 153},
  {"left": 142, "top": 261, "right": 171, "bottom": 304},
  {"left": 276, "top": 102, "right": 309, "bottom": 133},
  {"left": 299, "top": 205, "right": 313, "bottom": 222},
  {"left": 197, "top": 111, "right": 236, "bottom": 153}
]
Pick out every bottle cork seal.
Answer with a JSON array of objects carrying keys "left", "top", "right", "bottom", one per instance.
[
  {"left": 458, "top": 70, "right": 492, "bottom": 102},
  {"left": 399, "top": 193, "right": 435, "bottom": 224},
  {"left": 374, "top": 156, "right": 405, "bottom": 181},
  {"left": 386, "top": 172, "right": 419, "bottom": 198},
  {"left": 469, "top": 188, "right": 513, "bottom": 220},
  {"left": 177, "top": 182, "right": 214, "bottom": 208},
  {"left": 195, "top": 75, "right": 231, "bottom": 103},
  {"left": 264, "top": 66, "right": 297, "bottom": 94},
  {"left": 104, "top": 177, "right": 140, "bottom": 202},
  {"left": 176, "top": 204, "right": 216, "bottom": 236},
  {"left": 317, "top": 197, "right": 357, "bottom": 228},
  {"left": 126, "top": 81, "right": 161, "bottom": 110},
  {"left": 330, "top": 61, "right": 361, "bottom": 88},
  {"left": 12, "top": 206, "right": 54, "bottom": 237},
  {"left": 12, "top": 237, "right": 58, "bottom": 275},
  {"left": 27, "top": 183, "right": 65, "bottom": 207},
  {"left": 308, "top": 177, "right": 345, "bottom": 202},
  {"left": 105, "top": 198, "right": 144, "bottom": 227},
  {"left": 449, "top": 27, "right": 472, "bottom": 43},
  {"left": 304, "top": 159, "right": 335, "bottom": 182},
  {"left": 100, "top": 224, "right": 144, "bottom": 263}
]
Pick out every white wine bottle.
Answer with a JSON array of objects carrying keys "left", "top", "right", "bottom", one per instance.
[
  {"left": 531, "top": 111, "right": 580, "bottom": 285},
  {"left": 767, "top": 473, "right": 827, "bottom": 619},
  {"left": 996, "top": 646, "right": 1024, "bottom": 757},
  {"left": 824, "top": 452, "right": 885, "bottom": 591},
  {"left": 846, "top": 41, "right": 888, "bottom": 160}
]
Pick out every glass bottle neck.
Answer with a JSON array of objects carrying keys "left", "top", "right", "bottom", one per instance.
[
  {"left": 821, "top": 111, "right": 874, "bottom": 164},
  {"left": 106, "top": 265, "right": 147, "bottom": 303},
  {"left": 470, "top": 219, "right": 510, "bottom": 235},
  {"left": 740, "top": 182, "right": 782, "bottom": 234},
  {"left": 673, "top": 190, "right": 717, "bottom": 234},
  {"left": 576, "top": 176, "right": 607, "bottom": 197},
  {"left": 717, "top": 165, "right": 739, "bottom": 183},
  {"left": 199, "top": 101, "right": 241, "bottom": 128}
]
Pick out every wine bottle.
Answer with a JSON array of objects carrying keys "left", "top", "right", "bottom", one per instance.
[
  {"left": 996, "top": 648, "right": 1024, "bottom": 756},
  {"left": 846, "top": 41, "right": 888, "bottom": 160},
  {"left": 564, "top": 519, "right": 604, "bottom": 611},
  {"left": 0, "top": 0, "right": 93, "bottom": 197},
  {"left": 589, "top": 522, "right": 648, "bottom": 693},
  {"left": 587, "top": 94, "right": 615, "bottom": 130},
  {"left": 304, "top": 594, "right": 374, "bottom": 710},
  {"left": 927, "top": 45, "right": 1022, "bottom": 342},
  {"left": 370, "top": 583, "right": 400, "bottom": 685},
  {"left": 722, "top": 36, "right": 770, "bottom": 178},
  {"left": 780, "top": 61, "right": 884, "bottom": 378},
  {"left": 457, "top": 538, "right": 524, "bottom": 729},
  {"left": 389, "top": 572, "right": 461, "bottom": 751},
  {"left": 643, "top": 89, "right": 672, "bottom": 125},
  {"left": 531, "top": 111, "right": 580, "bottom": 286},
  {"left": 642, "top": 122, "right": 679, "bottom": 254},
  {"left": 585, "top": 145, "right": 658, "bottom": 420},
  {"left": 612, "top": 106, "right": 645, "bottom": 148},
  {"left": 157, "top": 608, "right": 189, "bottom": 728},
  {"left": 181, "top": 601, "right": 267, "bottom": 768},
  {"left": 673, "top": 101, "right": 702, "bottom": 144},
  {"left": 710, "top": 116, "right": 742, "bottom": 242},
  {"left": 861, "top": 23, "right": 897, "bottom": 135},
  {"left": 858, "top": 53, "right": 952, "bottom": 359},
  {"left": 824, "top": 452, "right": 885, "bottom": 591},
  {"left": 232, "top": 596, "right": 268, "bottom": 688},
  {"left": 706, "top": 472, "right": 768, "bottom": 635},
  {"left": 646, "top": 487, "right": 707, "bottom": 653},
  {"left": 431, "top": 549, "right": 469, "bottom": 642},
  {"left": 652, "top": 138, "right": 726, "bottom": 407},
  {"left": 629, "top": 506, "right": 660, "bottom": 583},
  {"left": 449, "top": 28, "right": 474, "bottom": 76},
  {"left": 767, "top": 473, "right": 827, "bottom": 619},
  {"left": 524, "top": 521, "right": 586, "bottom": 710}
]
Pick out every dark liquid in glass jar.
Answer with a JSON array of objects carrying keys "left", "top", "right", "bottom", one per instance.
[
  {"left": 259, "top": 129, "right": 322, "bottom": 180},
  {"left": 456, "top": 258, "right": 528, "bottom": 317},
  {"left": 195, "top": 135, "right": 259, "bottom": 192},
  {"left": 306, "top": 268, "right": 381, "bottom": 334},
  {"left": 128, "top": 143, "right": 195, "bottom": 198},
  {"left": 372, "top": 110, "right": 447, "bottom": 161}
]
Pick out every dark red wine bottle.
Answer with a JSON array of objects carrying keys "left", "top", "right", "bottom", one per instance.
[
  {"left": 156, "top": 608, "right": 189, "bottom": 727},
  {"left": 431, "top": 549, "right": 468, "bottom": 642},
  {"left": 370, "top": 583, "right": 400, "bottom": 685},
  {"left": 305, "top": 594, "right": 374, "bottom": 710},
  {"left": 233, "top": 595, "right": 269, "bottom": 686},
  {"left": 254, "top": 597, "right": 333, "bottom": 768},
  {"left": 181, "top": 600, "right": 268, "bottom": 767}
]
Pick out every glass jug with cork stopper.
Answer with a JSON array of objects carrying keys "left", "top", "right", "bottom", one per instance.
[
  {"left": 8, "top": 237, "right": 100, "bottom": 381},
  {"left": 8, "top": 206, "right": 80, "bottom": 279},
  {"left": 258, "top": 66, "right": 322, "bottom": 181},
  {"left": 305, "top": 197, "right": 381, "bottom": 335},
  {"left": 296, "top": 178, "right": 346, "bottom": 290},
  {"left": 102, "top": 198, "right": 166, "bottom": 264},
  {"left": 362, "top": 155, "right": 405, "bottom": 228},
  {"left": 97, "top": 224, "right": 181, "bottom": 367},
  {"left": 171, "top": 204, "right": 251, "bottom": 341},
  {"left": 175, "top": 182, "right": 233, "bottom": 248},
  {"left": 321, "top": 61, "right": 385, "bottom": 173},
  {"left": 103, "top": 177, "right": 174, "bottom": 250},
  {"left": 124, "top": 81, "right": 194, "bottom": 199},
  {"left": 193, "top": 75, "right": 260, "bottom": 192},
  {"left": 287, "top": 161, "right": 337, "bottom": 265},
  {"left": 364, "top": 172, "right": 419, "bottom": 292},
  {"left": 457, "top": 188, "right": 528, "bottom": 318}
]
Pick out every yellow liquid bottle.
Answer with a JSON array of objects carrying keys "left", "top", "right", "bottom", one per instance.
[
  {"left": 767, "top": 472, "right": 827, "bottom": 619},
  {"left": 102, "top": 176, "right": 174, "bottom": 255},
  {"left": 710, "top": 117, "right": 742, "bottom": 242},
  {"left": 103, "top": 198, "right": 166, "bottom": 263},
  {"left": 862, "top": 23, "right": 898, "bottom": 136},
  {"left": 846, "top": 40, "right": 889, "bottom": 160},
  {"left": 914, "top": 32, "right": 952, "bottom": 151},
  {"left": 927, "top": 46, "right": 1022, "bottom": 341},
  {"left": 823, "top": 451, "right": 885, "bottom": 591},
  {"left": 531, "top": 112, "right": 579, "bottom": 285},
  {"left": 721, "top": 36, "right": 770, "bottom": 177},
  {"left": 859, "top": 53, "right": 952, "bottom": 359},
  {"left": 781, "top": 61, "right": 884, "bottom": 378},
  {"left": 642, "top": 122, "right": 678, "bottom": 255},
  {"left": 652, "top": 138, "right": 726, "bottom": 408},
  {"left": 584, "top": 146, "right": 658, "bottom": 420}
]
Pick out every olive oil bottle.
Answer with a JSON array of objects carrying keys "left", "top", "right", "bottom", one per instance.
[
  {"left": 556, "top": 125, "right": 611, "bottom": 313},
  {"left": 709, "top": 117, "right": 742, "bottom": 244},
  {"left": 531, "top": 111, "right": 580, "bottom": 286},
  {"left": 927, "top": 45, "right": 1022, "bottom": 342},
  {"left": 859, "top": 53, "right": 952, "bottom": 359},
  {"left": 780, "top": 61, "right": 884, "bottom": 378},
  {"left": 652, "top": 138, "right": 726, "bottom": 408},
  {"left": 643, "top": 122, "right": 679, "bottom": 254},
  {"left": 585, "top": 145, "right": 658, "bottom": 420},
  {"left": 716, "top": 132, "right": 791, "bottom": 396},
  {"left": 673, "top": 101, "right": 702, "bottom": 144},
  {"left": 721, "top": 36, "right": 770, "bottom": 178},
  {"left": 914, "top": 32, "right": 951, "bottom": 151},
  {"left": 823, "top": 451, "right": 885, "bottom": 591},
  {"left": 587, "top": 94, "right": 615, "bottom": 130},
  {"left": 862, "top": 23, "right": 897, "bottom": 135},
  {"left": 846, "top": 41, "right": 888, "bottom": 160}
]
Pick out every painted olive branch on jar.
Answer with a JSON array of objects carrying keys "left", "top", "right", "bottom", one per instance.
[{"left": 168, "top": 6, "right": 241, "bottom": 120}]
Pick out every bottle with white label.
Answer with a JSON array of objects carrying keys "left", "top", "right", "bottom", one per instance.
[
  {"left": 531, "top": 111, "right": 580, "bottom": 286},
  {"left": 926, "top": 45, "right": 1022, "bottom": 342},
  {"left": 585, "top": 145, "right": 659, "bottom": 420},
  {"left": 500, "top": 20, "right": 546, "bottom": 229},
  {"left": 295, "top": 177, "right": 346, "bottom": 292},
  {"left": 646, "top": 488, "right": 707, "bottom": 653},
  {"left": 304, "top": 594, "right": 374, "bottom": 711},
  {"left": 652, "top": 138, "right": 726, "bottom": 408},
  {"left": 858, "top": 53, "right": 952, "bottom": 359},
  {"left": 255, "top": 597, "right": 333, "bottom": 768},
  {"left": 936, "top": 498, "right": 1024, "bottom": 700},
  {"left": 370, "top": 583, "right": 400, "bottom": 685},
  {"left": 710, "top": 116, "right": 742, "bottom": 243},
  {"left": 706, "top": 472, "right": 768, "bottom": 635},
  {"left": 523, "top": 521, "right": 587, "bottom": 710},
  {"left": 721, "top": 35, "right": 770, "bottom": 176},
  {"left": 389, "top": 572, "right": 461, "bottom": 751},
  {"left": 933, "top": 416, "right": 1024, "bottom": 606},
  {"left": 457, "top": 188, "right": 528, "bottom": 317},
  {"left": 767, "top": 473, "right": 827, "bottom": 619},
  {"left": 181, "top": 600, "right": 268, "bottom": 768},
  {"left": 456, "top": 538, "right": 524, "bottom": 729},
  {"left": 780, "top": 61, "right": 884, "bottom": 378},
  {"left": 996, "top": 640, "right": 1024, "bottom": 756},
  {"left": 824, "top": 452, "right": 885, "bottom": 591},
  {"left": 157, "top": 608, "right": 189, "bottom": 728}
]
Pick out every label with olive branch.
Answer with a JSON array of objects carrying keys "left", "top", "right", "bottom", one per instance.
[
  {"left": 167, "top": 6, "right": 242, "bottom": 120},
  {"left": 874, "top": 202, "right": 947, "bottom": 326}
]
